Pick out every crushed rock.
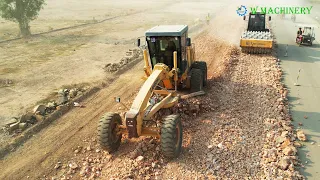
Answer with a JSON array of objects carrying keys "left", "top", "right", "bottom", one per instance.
[
  {"left": 43, "top": 34, "right": 304, "bottom": 179},
  {"left": 104, "top": 49, "right": 142, "bottom": 73}
]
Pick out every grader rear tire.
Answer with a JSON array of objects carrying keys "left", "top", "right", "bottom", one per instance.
[
  {"left": 192, "top": 61, "right": 208, "bottom": 86},
  {"left": 161, "top": 114, "right": 183, "bottom": 159},
  {"left": 97, "top": 113, "right": 122, "bottom": 153},
  {"left": 190, "top": 68, "right": 203, "bottom": 92}
]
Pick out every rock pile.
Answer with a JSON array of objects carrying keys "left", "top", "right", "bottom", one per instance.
[
  {"left": 47, "top": 137, "right": 166, "bottom": 180},
  {"left": 0, "top": 78, "right": 13, "bottom": 87},
  {"left": 104, "top": 49, "right": 142, "bottom": 73},
  {"left": 2, "top": 87, "right": 86, "bottom": 135},
  {"left": 41, "top": 34, "right": 305, "bottom": 179},
  {"left": 259, "top": 57, "right": 304, "bottom": 179},
  {"left": 3, "top": 113, "right": 38, "bottom": 134},
  {"left": 3, "top": 116, "right": 36, "bottom": 135},
  {"left": 56, "top": 88, "right": 82, "bottom": 106},
  {"left": 260, "top": 117, "right": 303, "bottom": 179}
]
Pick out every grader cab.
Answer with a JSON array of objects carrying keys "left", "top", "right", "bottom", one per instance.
[{"left": 97, "top": 25, "right": 208, "bottom": 158}]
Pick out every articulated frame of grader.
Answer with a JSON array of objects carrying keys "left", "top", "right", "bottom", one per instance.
[{"left": 97, "top": 25, "right": 208, "bottom": 158}]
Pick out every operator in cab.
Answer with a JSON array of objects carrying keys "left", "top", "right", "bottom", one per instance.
[{"left": 164, "top": 41, "right": 176, "bottom": 69}]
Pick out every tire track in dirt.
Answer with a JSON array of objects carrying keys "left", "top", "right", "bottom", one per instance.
[
  {"left": 0, "top": 9, "right": 220, "bottom": 179},
  {"left": 0, "top": 28, "right": 293, "bottom": 180},
  {"left": 0, "top": 61, "right": 145, "bottom": 179},
  {"left": 0, "top": 25, "right": 236, "bottom": 180}
]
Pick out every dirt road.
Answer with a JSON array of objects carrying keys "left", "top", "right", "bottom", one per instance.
[
  {"left": 0, "top": 1, "right": 305, "bottom": 179},
  {"left": 1, "top": 0, "right": 313, "bottom": 179},
  {"left": 0, "top": 0, "right": 226, "bottom": 127},
  {"left": 272, "top": 1, "right": 320, "bottom": 178},
  {"left": 0, "top": 31, "right": 270, "bottom": 179},
  {"left": 0, "top": 60, "right": 145, "bottom": 179}
]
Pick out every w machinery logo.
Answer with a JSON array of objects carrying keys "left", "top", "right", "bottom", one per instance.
[
  {"left": 237, "top": 5, "right": 247, "bottom": 16},
  {"left": 236, "top": 5, "right": 313, "bottom": 15}
]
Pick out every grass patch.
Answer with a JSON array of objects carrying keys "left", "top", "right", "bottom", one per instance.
[
  {"left": 0, "top": 19, "right": 89, "bottom": 41},
  {"left": 35, "top": 91, "right": 57, "bottom": 105},
  {"left": 310, "top": 0, "right": 320, "bottom": 3},
  {"left": 26, "top": 34, "right": 85, "bottom": 46},
  {"left": 22, "top": 34, "right": 94, "bottom": 63},
  {"left": 0, "top": 79, "right": 14, "bottom": 88},
  {"left": 0, "top": 21, "right": 19, "bottom": 41},
  {"left": 60, "top": 82, "right": 91, "bottom": 90},
  {"left": 0, "top": 33, "right": 94, "bottom": 77},
  {"left": 0, "top": 68, "right": 19, "bottom": 75}
]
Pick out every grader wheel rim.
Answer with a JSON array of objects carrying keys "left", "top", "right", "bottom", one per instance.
[{"left": 97, "top": 113, "right": 122, "bottom": 153}]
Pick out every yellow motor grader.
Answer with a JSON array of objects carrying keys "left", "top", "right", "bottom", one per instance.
[{"left": 97, "top": 25, "right": 207, "bottom": 158}]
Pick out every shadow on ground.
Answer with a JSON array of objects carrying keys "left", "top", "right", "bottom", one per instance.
[
  {"left": 276, "top": 43, "right": 320, "bottom": 179},
  {"left": 289, "top": 110, "right": 320, "bottom": 179},
  {"left": 276, "top": 43, "right": 320, "bottom": 63}
]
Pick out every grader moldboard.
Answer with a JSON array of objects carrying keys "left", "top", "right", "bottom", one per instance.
[
  {"left": 97, "top": 25, "right": 208, "bottom": 158},
  {"left": 240, "top": 12, "right": 273, "bottom": 53}
]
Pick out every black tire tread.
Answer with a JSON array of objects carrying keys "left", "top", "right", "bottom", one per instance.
[
  {"left": 190, "top": 68, "right": 203, "bottom": 92},
  {"left": 192, "top": 61, "right": 208, "bottom": 86},
  {"left": 97, "top": 112, "right": 122, "bottom": 153},
  {"left": 161, "top": 114, "right": 183, "bottom": 159}
]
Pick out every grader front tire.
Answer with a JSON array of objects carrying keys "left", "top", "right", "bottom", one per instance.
[
  {"left": 97, "top": 113, "right": 122, "bottom": 153},
  {"left": 161, "top": 115, "right": 183, "bottom": 159}
]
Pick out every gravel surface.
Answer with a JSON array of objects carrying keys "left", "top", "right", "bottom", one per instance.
[
  {"left": 42, "top": 32, "right": 304, "bottom": 180},
  {"left": 1, "top": 1, "right": 307, "bottom": 179}
]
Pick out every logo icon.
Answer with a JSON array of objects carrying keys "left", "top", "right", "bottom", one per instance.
[{"left": 236, "top": 5, "right": 247, "bottom": 16}]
